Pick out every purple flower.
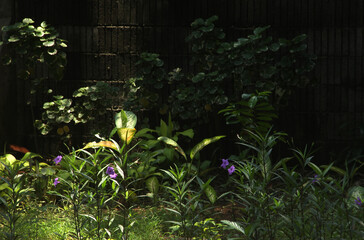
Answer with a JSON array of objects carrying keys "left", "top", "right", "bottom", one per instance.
[
  {"left": 312, "top": 174, "right": 319, "bottom": 183},
  {"left": 355, "top": 197, "right": 362, "bottom": 207},
  {"left": 54, "top": 177, "right": 60, "bottom": 187},
  {"left": 228, "top": 165, "right": 235, "bottom": 175},
  {"left": 54, "top": 155, "right": 62, "bottom": 165},
  {"left": 221, "top": 159, "right": 229, "bottom": 169},
  {"left": 106, "top": 166, "right": 117, "bottom": 179}
]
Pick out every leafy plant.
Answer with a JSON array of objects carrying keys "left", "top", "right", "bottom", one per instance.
[
  {"left": 0, "top": 18, "right": 67, "bottom": 95},
  {"left": 162, "top": 165, "right": 218, "bottom": 240},
  {"left": 0, "top": 156, "right": 34, "bottom": 240},
  {"left": 220, "top": 130, "right": 364, "bottom": 240},
  {"left": 35, "top": 81, "right": 118, "bottom": 137},
  {"left": 219, "top": 91, "right": 278, "bottom": 134},
  {"left": 124, "top": 15, "right": 315, "bottom": 128}
]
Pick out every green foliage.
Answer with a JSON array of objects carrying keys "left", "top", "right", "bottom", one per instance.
[
  {"left": 123, "top": 52, "right": 167, "bottom": 113},
  {"left": 49, "top": 110, "right": 139, "bottom": 240},
  {"left": 221, "top": 130, "right": 364, "bottom": 240},
  {"left": 162, "top": 165, "right": 210, "bottom": 239},
  {"left": 0, "top": 18, "right": 67, "bottom": 96},
  {"left": 0, "top": 158, "right": 34, "bottom": 240},
  {"left": 124, "top": 16, "right": 315, "bottom": 127},
  {"left": 35, "top": 82, "right": 118, "bottom": 136},
  {"left": 132, "top": 114, "right": 225, "bottom": 184},
  {"left": 219, "top": 91, "right": 278, "bottom": 134},
  {"left": 193, "top": 218, "right": 224, "bottom": 240}
]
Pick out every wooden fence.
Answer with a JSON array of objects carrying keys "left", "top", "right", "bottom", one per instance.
[{"left": 8, "top": 0, "right": 364, "bottom": 160}]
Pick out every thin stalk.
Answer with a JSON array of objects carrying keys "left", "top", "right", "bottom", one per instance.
[{"left": 72, "top": 180, "right": 82, "bottom": 240}]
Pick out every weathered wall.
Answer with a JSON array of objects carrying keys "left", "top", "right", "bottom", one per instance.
[
  {"left": 0, "top": 0, "right": 16, "bottom": 149},
  {"left": 7, "top": 0, "right": 364, "bottom": 159}
]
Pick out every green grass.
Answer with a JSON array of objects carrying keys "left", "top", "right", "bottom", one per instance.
[
  {"left": 0, "top": 204, "right": 169, "bottom": 240},
  {"left": 0, "top": 205, "right": 73, "bottom": 239}
]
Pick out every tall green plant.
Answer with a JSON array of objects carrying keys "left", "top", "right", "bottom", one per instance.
[
  {"left": 0, "top": 155, "right": 34, "bottom": 240},
  {"left": 220, "top": 131, "right": 364, "bottom": 239}
]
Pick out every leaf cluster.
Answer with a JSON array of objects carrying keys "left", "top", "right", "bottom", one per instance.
[
  {"left": 0, "top": 18, "right": 67, "bottom": 93},
  {"left": 35, "top": 82, "right": 119, "bottom": 136},
  {"left": 124, "top": 15, "right": 315, "bottom": 127}
]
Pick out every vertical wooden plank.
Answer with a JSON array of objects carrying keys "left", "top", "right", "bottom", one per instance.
[
  {"left": 111, "top": 28, "right": 118, "bottom": 53},
  {"left": 261, "top": 0, "right": 267, "bottom": 26},
  {"left": 341, "top": 58, "right": 348, "bottom": 112},
  {"left": 349, "top": 28, "right": 356, "bottom": 56},
  {"left": 357, "top": 0, "right": 363, "bottom": 27},
  {"left": 247, "top": 0, "right": 254, "bottom": 26},
  {"left": 342, "top": 28, "right": 349, "bottom": 56},
  {"left": 355, "top": 57, "right": 362, "bottom": 88},
  {"left": 98, "top": 0, "right": 105, "bottom": 25},
  {"left": 111, "top": 0, "right": 118, "bottom": 25},
  {"left": 106, "top": 27, "right": 112, "bottom": 53},
  {"left": 334, "top": 58, "right": 341, "bottom": 84},
  {"left": 314, "top": 29, "right": 321, "bottom": 56},
  {"left": 300, "top": 0, "right": 308, "bottom": 27},
  {"left": 335, "top": 28, "right": 342, "bottom": 56},
  {"left": 130, "top": 0, "right": 137, "bottom": 25},
  {"left": 321, "top": 28, "right": 328, "bottom": 56},
  {"left": 98, "top": 27, "right": 105, "bottom": 52},
  {"left": 240, "top": 0, "right": 248, "bottom": 27},
  {"left": 348, "top": 58, "right": 355, "bottom": 112},
  {"left": 307, "top": 29, "right": 314, "bottom": 55}
]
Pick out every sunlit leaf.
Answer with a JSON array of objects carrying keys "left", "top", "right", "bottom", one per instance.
[
  {"left": 117, "top": 128, "right": 136, "bottom": 145},
  {"left": 83, "top": 140, "right": 118, "bottom": 150},
  {"left": 157, "top": 136, "right": 186, "bottom": 160},
  {"left": 146, "top": 176, "right": 159, "bottom": 194},
  {"left": 190, "top": 136, "right": 225, "bottom": 160}
]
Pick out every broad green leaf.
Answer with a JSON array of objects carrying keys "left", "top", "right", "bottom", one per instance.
[
  {"left": 115, "top": 110, "right": 137, "bottom": 129},
  {"left": 22, "top": 18, "right": 34, "bottom": 24},
  {"left": 8, "top": 35, "right": 19, "bottom": 42},
  {"left": 117, "top": 128, "right": 136, "bottom": 144},
  {"left": 190, "top": 136, "right": 225, "bottom": 160},
  {"left": 0, "top": 154, "right": 17, "bottom": 166},
  {"left": 348, "top": 186, "right": 364, "bottom": 203},
  {"left": 0, "top": 183, "right": 8, "bottom": 191},
  {"left": 157, "top": 137, "right": 186, "bottom": 160},
  {"left": 160, "top": 119, "right": 168, "bottom": 137},
  {"left": 146, "top": 176, "right": 159, "bottom": 194},
  {"left": 43, "top": 40, "right": 55, "bottom": 47},
  {"left": 163, "top": 148, "right": 175, "bottom": 161},
  {"left": 204, "top": 184, "right": 217, "bottom": 204},
  {"left": 176, "top": 129, "right": 194, "bottom": 139}
]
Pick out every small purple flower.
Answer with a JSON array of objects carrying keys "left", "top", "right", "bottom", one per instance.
[
  {"left": 221, "top": 159, "right": 229, "bottom": 169},
  {"left": 355, "top": 197, "right": 362, "bottom": 207},
  {"left": 106, "top": 166, "right": 117, "bottom": 179},
  {"left": 228, "top": 165, "right": 235, "bottom": 175},
  {"left": 312, "top": 174, "right": 319, "bottom": 183},
  {"left": 54, "top": 177, "right": 60, "bottom": 187},
  {"left": 54, "top": 155, "right": 62, "bottom": 165}
]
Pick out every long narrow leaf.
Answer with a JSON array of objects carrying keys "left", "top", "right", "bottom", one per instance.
[{"left": 190, "top": 135, "right": 225, "bottom": 160}]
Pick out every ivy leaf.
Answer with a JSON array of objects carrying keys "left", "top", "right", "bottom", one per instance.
[
  {"left": 8, "top": 35, "right": 20, "bottom": 42},
  {"left": 43, "top": 40, "right": 55, "bottom": 47},
  {"left": 22, "top": 18, "right": 34, "bottom": 24}
]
